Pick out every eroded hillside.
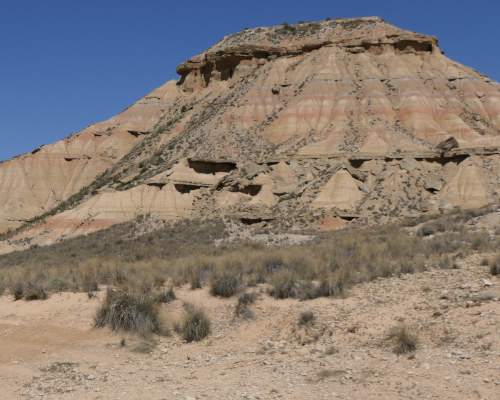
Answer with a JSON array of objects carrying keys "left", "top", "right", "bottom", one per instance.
[{"left": 1, "top": 17, "right": 499, "bottom": 253}]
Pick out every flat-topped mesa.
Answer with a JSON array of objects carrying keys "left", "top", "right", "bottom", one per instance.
[{"left": 176, "top": 17, "right": 438, "bottom": 89}]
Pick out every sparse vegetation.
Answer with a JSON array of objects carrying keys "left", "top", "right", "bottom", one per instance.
[
  {"left": 40, "top": 362, "right": 79, "bottom": 374},
  {"left": 235, "top": 292, "right": 256, "bottom": 318},
  {"left": 298, "top": 310, "right": 314, "bottom": 325},
  {"left": 156, "top": 287, "right": 176, "bottom": 303},
  {"left": 181, "top": 304, "right": 211, "bottom": 342},
  {"left": 1, "top": 208, "right": 498, "bottom": 306},
  {"left": 210, "top": 272, "right": 241, "bottom": 297},
  {"left": 94, "top": 288, "right": 165, "bottom": 337},
  {"left": 489, "top": 253, "right": 500, "bottom": 276},
  {"left": 388, "top": 324, "right": 419, "bottom": 354}
]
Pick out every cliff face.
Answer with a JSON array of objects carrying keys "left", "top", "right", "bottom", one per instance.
[{"left": 1, "top": 17, "right": 499, "bottom": 253}]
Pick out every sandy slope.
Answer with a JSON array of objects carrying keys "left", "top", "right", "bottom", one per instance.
[{"left": 1, "top": 253, "right": 499, "bottom": 399}]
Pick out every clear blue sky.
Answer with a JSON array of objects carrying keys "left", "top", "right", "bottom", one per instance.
[{"left": 1, "top": 0, "right": 498, "bottom": 162}]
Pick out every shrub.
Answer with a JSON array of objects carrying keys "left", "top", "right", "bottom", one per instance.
[
  {"left": 81, "top": 272, "right": 99, "bottom": 293},
  {"left": 182, "top": 305, "right": 211, "bottom": 342},
  {"left": 156, "top": 287, "right": 176, "bottom": 303},
  {"left": 269, "top": 270, "right": 298, "bottom": 299},
  {"left": 210, "top": 273, "right": 241, "bottom": 297},
  {"left": 235, "top": 292, "right": 256, "bottom": 317},
  {"left": 388, "top": 324, "right": 418, "bottom": 354},
  {"left": 94, "top": 288, "right": 164, "bottom": 337},
  {"left": 12, "top": 281, "right": 25, "bottom": 301},
  {"left": 24, "top": 282, "right": 49, "bottom": 301},
  {"left": 418, "top": 224, "right": 436, "bottom": 237},
  {"left": 490, "top": 254, "right": 500, "bottom": 276},
  {"left": 299, "top": 310, "right": 314, "bottom": 325},
  {"left": 49, "top": 277, "right": 70, "bottom": 292}
]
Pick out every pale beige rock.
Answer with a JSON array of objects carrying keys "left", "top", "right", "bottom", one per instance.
[
  {"left": 438, "top": 160, "right": 490, "bottom": 209},
  {"left": 311, "top": 169, "right": 365, "bottom": 210}
]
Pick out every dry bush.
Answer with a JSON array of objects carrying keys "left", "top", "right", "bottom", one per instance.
[
  {"left": 94, "top": 288, "right": 165, "bottom": 337},
  {"left": 299, "top": 310, "right": 315, "bottom": 325},
  {"left": 388, "top": 324, "right": 419, "bottom": 354},
  {"left": 181, "top": 304, "right": 211, "bottom": 342},
  {"left": 235, "top": 292, "right": 256, "bottom": 318},
  {"left": 156, "top": 287, "right": 176, "bottom": 303},
  {"left": 268, "top": 270, "right": 298, "bottom": 299},
  {"left": 210, "top": 272, "right": 242, "bottom": 297},
  {"left": 23, "top": 282, "right": 49, "bottom": 301},
  {"left": 490, "top": 254, "right": 500, "bottom": 276}
]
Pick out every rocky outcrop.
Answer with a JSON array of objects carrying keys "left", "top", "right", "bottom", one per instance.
[
  {"left": 0, "top": 17, "right": 499, "bottom": 253},
  {"left": 177, "top": 17, "right": 437, "bottom": 91}
]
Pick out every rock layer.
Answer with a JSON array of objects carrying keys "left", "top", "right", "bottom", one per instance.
[{"left": 0, "top": 17, "right": 499, "bottom": 253}]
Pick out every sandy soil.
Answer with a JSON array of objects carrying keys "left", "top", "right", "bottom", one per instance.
[{"left": 1, "top": 254, "right": 499, "bottom": 400}]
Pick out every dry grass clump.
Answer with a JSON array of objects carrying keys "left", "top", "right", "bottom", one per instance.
[
  {"left": 298, "top": 310, "right": 315, "bottom": 325},
  {"left": 156, "top": 287, "right": 176, "bottom": 303},
  {"left": 235, "top": 292, "right": 257, "bottom": 318},
  {"left": 94, "top": 288, "right": 165, "bottom": 337},
  {"left": 210, "top": 272, "right": 242, "bottom": 297},
  {"left": 388, "top": 324, "right": 419, "bottom": 354},
  {"left": 268, "top": 270, "right": 298, "bottom": 299},
  {"left": 11, "top": 279, "right": 48, "bottom": 301},
  {"left": 490, "top": 254, "right": 500, "bottom": 276},
  {"left": 181, "top": 304, "right": 211, "bottom": 342}
]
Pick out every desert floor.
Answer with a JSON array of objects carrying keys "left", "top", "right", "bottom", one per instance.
[{"left": 1, "top": 253, "right": 499, "bottom": 400}]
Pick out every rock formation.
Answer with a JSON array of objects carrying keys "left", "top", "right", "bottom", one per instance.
[{"left": 1, "top": 17, "right": 499, "bottom": 253}]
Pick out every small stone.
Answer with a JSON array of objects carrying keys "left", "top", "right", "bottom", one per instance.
[
  {"left": 440, "top": 290, "right": 449, "bottom": 299},
  {"left": 87, "top": 375, "right": 95, "bottom": 381},
  {"left": 483, "top": 378, "right": 489, "bottom": 383},
  {"left": 482, "top": 279, "right": 493, "bottom": 287}
]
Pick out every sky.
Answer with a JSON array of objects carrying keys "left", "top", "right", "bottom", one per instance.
[{"left": 1, "top": 0, "right": 499, "bottom": 162}]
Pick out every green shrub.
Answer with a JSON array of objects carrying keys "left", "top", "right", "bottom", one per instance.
[
  {"left": 182, "top": 305, "right": 211, "bottom": 342},
  {"left": 94, "top": 288, "right": 164, "bottom": 337}
]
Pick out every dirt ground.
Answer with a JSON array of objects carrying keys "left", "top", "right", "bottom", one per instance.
[{"left": 1, "top": 253, "right": 499, "bottom": 400}]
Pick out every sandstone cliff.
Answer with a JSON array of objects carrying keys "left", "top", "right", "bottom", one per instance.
[{"left": 1, "top": 17, "right": 499, "bottom": 253}]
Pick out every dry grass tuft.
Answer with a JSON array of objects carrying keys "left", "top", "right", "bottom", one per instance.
[
  {"left": 489, "top": 254, "right": 500, "bottom": 276},
  {"left": 182, "top": 304, "right": 211, "bottom": 342},
  {"left": 235, "top": 292, "right": 257, "bottom": 318},
  {"left": 94, "top": 288, "right": 165, "bottom": 337},
  {"left": 298, "top": 310, "right": 315, "bottom": 325},
  {"left": 388, "top": 324, "right": 419, "bottom": 354}
]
